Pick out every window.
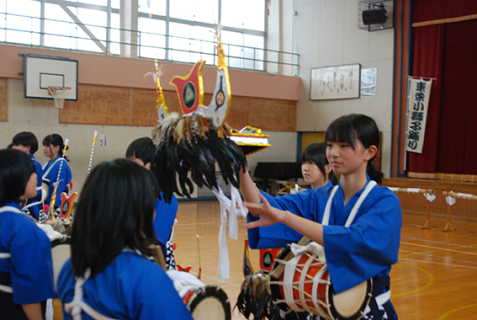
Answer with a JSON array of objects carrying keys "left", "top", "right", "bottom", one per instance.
[
  {"left": 169, "top": 22, "right": 216, "bottom": 63},
  {"left": 4, "top": 0, "right": 41, "bottom": 45},
  {"left": 1, "top": 0, "right": 269, "bottom": 72},
  {"left": 138, "top": 0, "right": 166, "bottom": 16},
  {"left": 221, "top": 0, "right": 265, "bottom": 31},
  {"left": 222, "top": 31, "right": 264, "bottom": 71},
  {"left": 170, "top": 0, "right": 217, "bottom": 24},
  {"left": 138, "top": 17, "right": 166, "bottom": 59}
]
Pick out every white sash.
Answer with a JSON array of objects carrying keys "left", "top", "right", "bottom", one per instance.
[
  {"left": 42, "top": 157, "right": 65, "bottom": 180},
  {"left": 64, "top": 269, "right": 117, "bottom": 320},
  {"left": 281, "top": 181, "right": 377, "bottom": 312},
  {"left": 65, "top": 249, "right": 146, "bottom": 320},
  {"left": 322, "top": 181, "right": 377, "bottom": 227}
]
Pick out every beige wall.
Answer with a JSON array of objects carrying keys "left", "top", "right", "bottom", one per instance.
[
  {"left": 292, "top": 0, "right": 394, "bottom": 177},
  {"left": 0, "top": 44, "right": 301, "bottom": 197}
]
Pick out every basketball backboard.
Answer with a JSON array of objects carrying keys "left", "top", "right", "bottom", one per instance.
[{"left": 23, "top": 54, "right": 78, "bottom": 101}]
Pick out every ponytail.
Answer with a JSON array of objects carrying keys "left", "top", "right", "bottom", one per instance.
[
  {"left": 367, "top": 162, "right": 383, "bottom": 184},
  {"left": 329, "top": 172, "right": 339, "bottom": 185},
  {"left": 43, "top": 134, "right": 70, "bottom": 162}
]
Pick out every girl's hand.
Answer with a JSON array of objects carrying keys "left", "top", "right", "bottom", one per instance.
[{"left": 245, "top": 192, "right": 288, "bottom": 229}]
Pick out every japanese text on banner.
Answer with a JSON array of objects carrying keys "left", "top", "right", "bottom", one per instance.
[{"left": 406, "top": 78, "right": 433, "bottom": 154}]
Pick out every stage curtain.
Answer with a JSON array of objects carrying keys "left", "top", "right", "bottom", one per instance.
[
  {"left": 413, "top": 0, "right": 477, "bottom": 23},
  {"left": 407, "top": 24, "right": 444, "bottom": 173},
  {"left": 408, "top": 0, "right": 477, "bottom": 174},
  {"left": 436, "top": 19, "right": 477, "bottom": 174}
]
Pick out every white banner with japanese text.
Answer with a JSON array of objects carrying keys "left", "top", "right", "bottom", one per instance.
[{"left": 406, "top": 78, "right": 433, "bottom": 154}]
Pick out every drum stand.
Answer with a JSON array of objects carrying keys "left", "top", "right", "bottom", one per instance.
[
  {"left": 442, "top": 191, "right": 474, "bottom": 233},
  {"left": 388, "top": 187, "right": 436, "bottom": 229}
]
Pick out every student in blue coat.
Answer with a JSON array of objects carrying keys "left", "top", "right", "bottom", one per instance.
[
  {"left": 57, "top": 159, "right": 193, "bottom": 320},
  {"left": 240, "top": 114, "right": 401, "bottom": 320},
  {"left": 251, "top": 142, "right": 340, "bottom": 252},
  {"left": 11, "top": 132, "right": 44, "bottom": 220},
  {"left": 42, "top": 134, "right": 72, "bottom": 218},
  {"left": 301, "top": 142, "right": 338, "bottom": 189},
  {"left": 126, "top": 137, "right": 178, "bottom": 270},
  {"left": 0, "top": 149, "right": 55, "bottom": 320}
]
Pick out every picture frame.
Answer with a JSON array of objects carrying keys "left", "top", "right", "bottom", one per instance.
[{"left": 310, "top": 63, "right": 361, "bottom": 100}]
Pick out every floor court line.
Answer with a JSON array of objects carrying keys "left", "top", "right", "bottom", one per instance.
[
  {"left": 400, "top": 241, "right": 477, "bottom": 256},
  {"left": 399, "top": 258, "right": 477, "bottom": 269},
  {"left": 391, "top": 261, "right": 435, "bottom": 297},
  {"left": 399, "top": 250, "right": 477, "bottom": 265},
  {"left": 401, "top": 236, "right": 477, "bottom": 249}
]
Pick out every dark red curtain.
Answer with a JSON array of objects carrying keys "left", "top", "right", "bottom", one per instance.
[
  {"left": 408, "top": 0, "right": 477, "bottom": 174},
  {"left": 413, "top": 0, "right": 477, "bottom": 23},
  {"left": 407, "top": 24, "right": 444, "bottom": 173},
  {"left": 436, "top": 19, "right": 477, "bottom": 174}
]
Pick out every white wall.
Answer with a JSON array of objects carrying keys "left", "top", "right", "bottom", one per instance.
[{"left": 292, "top": 0, "right": 394, "bottom": 177}]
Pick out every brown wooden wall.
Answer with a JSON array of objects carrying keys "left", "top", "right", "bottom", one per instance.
[
  {"left": 0, "top": 78, "right": 7, "bottom": 122},
  {"left": 60, "top": 84, "right": 297, "bottom": 132}
]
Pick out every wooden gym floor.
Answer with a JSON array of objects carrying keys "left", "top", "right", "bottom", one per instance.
[{"left": 54, "top": 200, "right": 477, "bottom": 320}]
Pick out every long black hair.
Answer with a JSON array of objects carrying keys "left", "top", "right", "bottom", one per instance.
[
  {"left": 43, "top": 133, "right": 69, "bottom": 161},
  {"left": 70, "top": 159, "right": 158, "bottom": 277},
  {"left": 0, "top": 149, "right": 35, "bottom": 207},
  {"left": 325, "top": 114, "right": 383, "bottom": 184},
  {"left": 300, "top": 142, "right": 338, "bottom": 185},
  {"left": 12, "top": 131, "right": 39, "bottom": 154}
]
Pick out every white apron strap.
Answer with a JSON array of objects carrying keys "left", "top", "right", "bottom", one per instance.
[
  {"left": 345, "top": 180, "right": 377, "bottom": 227},
  {"left": 0, "top": 206, "right": 22, "bottom": 214},
  {"left": 321, "top": 181, "right": 377, "bottom": 226},
  {"left": 321, "top": 186, "right": 339, "bottom": 226},
  {"left": 64, "top": 269, "right": 118, "bottom": 320},
  {"left": 42, "top": 158, "right": 64, "bottom": 179}
]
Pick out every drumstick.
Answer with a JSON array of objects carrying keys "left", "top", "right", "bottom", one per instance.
[
  {"left": 196, "top": 234, "right": 202, "bottom": 280},
  {"left": 270, "top": 235, "right": 310, "bottom": 280}
]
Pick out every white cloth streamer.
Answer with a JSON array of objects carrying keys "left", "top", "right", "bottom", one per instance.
[
  {"left": 424, "top": 193, "right": 436, "bottom": 202},
  {"left": 211, "top": 183, "right": 247, "bottom": 279},
  {"left": 446, "top": 195, "right": 456, "bottom": 206},
  {"left": 166, "top": 270, "right": 205, "bottom": 297},
  {"left": 457, "top": 192, "right": 473, "bottom": 198}
]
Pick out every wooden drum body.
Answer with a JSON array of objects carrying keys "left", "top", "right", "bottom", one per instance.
[
  {"left": 182, "top": 285, "right": 231, "bottom": 320},
  {"left": 270, "top": 243, "right": 372, "bottom": 320}
]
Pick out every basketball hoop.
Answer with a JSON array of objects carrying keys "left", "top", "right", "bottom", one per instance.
[{"left": 47, "top": 86, "right": 71, "bottom": 109}]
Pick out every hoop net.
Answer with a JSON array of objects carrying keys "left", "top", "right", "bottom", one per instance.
[{"left": 47, "top": 86, "right": 71, "bottom": 109}]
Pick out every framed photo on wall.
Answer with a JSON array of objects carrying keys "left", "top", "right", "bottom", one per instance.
[{"left": 310, "top": 64, "right": 361, "bottom": 100}]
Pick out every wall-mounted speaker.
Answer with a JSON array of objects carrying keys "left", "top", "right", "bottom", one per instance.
[{"left": 362, "top": 7, "right": 387, "bottom": 25}]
